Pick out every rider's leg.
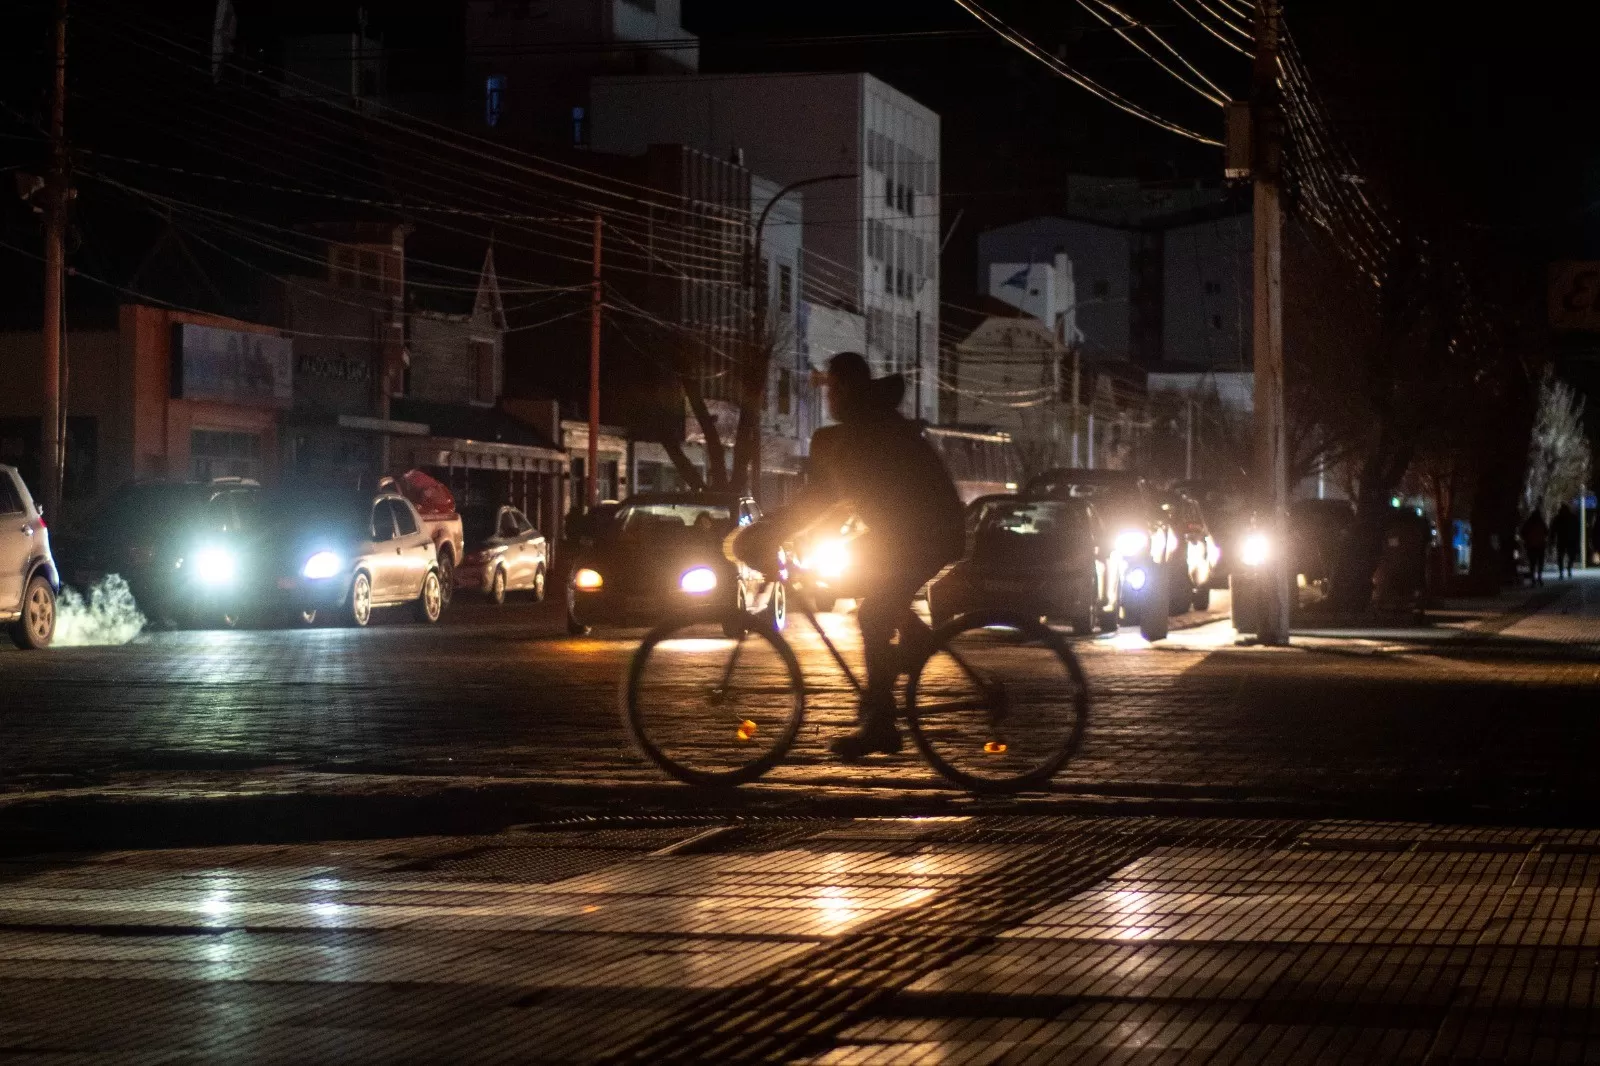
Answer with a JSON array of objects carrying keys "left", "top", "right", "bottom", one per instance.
[{"left": 830, "top": 569, "right": 932, "bottom": 760}]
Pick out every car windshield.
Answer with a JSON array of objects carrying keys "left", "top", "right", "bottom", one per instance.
[
  {"left": 100, "top": 484, "right": 208, "bottom": 539},
  {"left": 256, "top": 489, "right": 370, "bottom": 538},
  {"left": 974, "top": 500, "right": 1089, "bottom": 563},
  {"left": 616, "top": 502, "right": 734, "bottom": 539}
]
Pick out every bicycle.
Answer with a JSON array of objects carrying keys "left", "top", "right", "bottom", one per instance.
[{"left": 620, "top": 570, "right": 1090, "bottom": 794}]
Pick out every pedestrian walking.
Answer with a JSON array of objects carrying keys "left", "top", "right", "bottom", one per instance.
[
  {"left": 1553, "top": 502, "right": 1581, "bottom": 579},
  {"left": 1521, "top": 506, "right": 1549, "bottom": 586}
]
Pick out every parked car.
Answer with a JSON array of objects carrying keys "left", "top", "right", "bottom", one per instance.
[
  {"left": 385, "top": 471, "right": 464, "bottom": 606},
  {"left": 457, "top": 504, "right": 548, "bottom": 604},
  {"left": 1025, "top": 469, "right": 1181, "bottom": 639},
  {"left": 1173, "top": 478, "right": 1251, "bottom": 591},
  {"left": 56, "top": 477, "right": 261, "bottom": 627},
  {"left": 0, "top": 465, "right": 58, "bottom": 649},
  {"left": 245, "top": 486, "right": 445, "bottom": 627},
  {"left": 928, "top": 496, "right": 1123, "bottom": 635},
  {"left": 1159, "top": 491, "right": 1220, "bottom": 610},
  {"left": 565, "top": 492, "right": 775, "bottom": 636}
]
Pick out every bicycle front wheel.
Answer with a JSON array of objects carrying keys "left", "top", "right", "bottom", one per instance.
[
  {"left": 622, "top": 609, "right": 805, "bottom": 787},
  {"left": 905, "top": 610, "right": 1089, "bottom": 794}
]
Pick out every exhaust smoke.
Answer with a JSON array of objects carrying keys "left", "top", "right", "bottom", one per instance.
[{"left": 53, "top": 575, "right": 147, "bottom": 647}]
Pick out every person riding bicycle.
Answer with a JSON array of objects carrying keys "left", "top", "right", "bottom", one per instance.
[{"left": 732, "top": 352, "right": 965, "bottom": 760}]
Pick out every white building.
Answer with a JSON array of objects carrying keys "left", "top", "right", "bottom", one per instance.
[
  {"left": 987, "top": 252, "right": 1083, "bottom": 346},
  {"left": 589, "top": 72, "right": 941, "bottom": 420}
]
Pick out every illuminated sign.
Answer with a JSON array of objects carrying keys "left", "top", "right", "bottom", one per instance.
[{"left": 172, "top": 323, "right": 293, "bottom": 407}]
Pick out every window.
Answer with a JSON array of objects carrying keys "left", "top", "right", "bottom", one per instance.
[
  {"left": 777, "top": 368, "right": 792, "bottom": 416},
  {"left": 389, "top": 499, "right": 419, "bottom": 537},
  {"left": 358, "top": 249, "right": 382, "bottom": 292},
  {"left": 189, "top": 429, "right": 261, "bottom": 481},
  {"left": 498, "top": 508, "right": 520, "bottom": 538},
  {"left": 472, "top": 339, "right": 496, "bottom": 403},
  {"left": 512, "top": 508, "right": 533, "bottom": 534},
  {"left": 370, "top": 502, "right": 396, "bottom": 542},
  {"left": 778, "top": 264, "right": 793, "bottom": 313},
  {"left": 485, "top": 75, "right": 505, "bottom": 128},
  {"left": 0, "top": 473, "right": 22, "bottom": 515},
  {"left": 1211, "top": 314, "right": 1224, "bottom": 330},
  {"left": 1092, "top": 280, "right": 1110, "bottom": 298},
  {"left": 572, "top": 106, "right": 587, "bottom": 147}
]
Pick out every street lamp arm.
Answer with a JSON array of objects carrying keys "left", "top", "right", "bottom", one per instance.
[{"left": 754, "top": 172, "right": 858, "bottom": 239}]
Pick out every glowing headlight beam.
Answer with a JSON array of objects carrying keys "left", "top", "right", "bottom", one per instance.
[
  {"left": 810, "top": 538, "right": 850, "bottom": 580},
  {"left": 679, "top": 566, "right": 718, "bottom": 593},
  {"left": 194, "top": 547, "right": 237, "bottom": 586},
  {"left": 301, "top": 551, "right": 342, "bottom": 580},
  {"left": 1114, "top": 529, "right": 1149, "bottom": 557},
  {"left": 1240, "top": 532, "right": 1270, "bottom": 568}
]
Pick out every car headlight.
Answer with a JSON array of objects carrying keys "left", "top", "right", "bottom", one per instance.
[
  {"left": 573, "top": 568, "right": 604, "bottom": 590},
  {"left": 1114, "top": 529, "right": 1149, "bottom": 557},
  {"left": 1127, "top": 566, "right": 1148, "bottom": 591},
  {"left": 194, "top": 547, "right": 236, "bottom": 586},
  {"left": 809, "top": 537, "right": 850, "bottom": 580},
  {"left": 679, "top": 566, "right": 718, "bottom": 593},
  {"left": 301, "top": 551, "right": 342, "bottom": 580},
  {"left": 1240, "top": 532, "right": 1270, "bottom": 567}
]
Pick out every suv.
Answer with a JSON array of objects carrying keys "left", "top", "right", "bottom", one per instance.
[
  {"left": 0, "top": 465, "right": 59, "bottom": 649},
  {"left": 56, "top": 478, "right": 260, "bottom": 627}
]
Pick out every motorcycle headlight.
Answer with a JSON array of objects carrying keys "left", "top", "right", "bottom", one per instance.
[
  {"left": 301, "top": 551, "right": 342, "bottom": 580},
  {"left": 194, "top": 547, "right": 236, "bottom": 586},
  {"left": 679, "top": 566, "right": 718, "bottom": 593},
  {"left": 1114, "top": 529, "right": 1149, "bottom": 557},
  {"left": 573, "top": 568, "right": 604, "bottom": 590},
  {"left": 1240, "top": 533, "right": 1270, "bottom": 567}
]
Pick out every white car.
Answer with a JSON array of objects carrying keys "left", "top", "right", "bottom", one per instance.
[{"left": 0, "top": 465, "right": 58, "bottom": 649}]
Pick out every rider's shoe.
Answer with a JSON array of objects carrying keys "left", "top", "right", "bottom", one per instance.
[{"left": 829, "top": 718, "right": 903, "bottom": 761}]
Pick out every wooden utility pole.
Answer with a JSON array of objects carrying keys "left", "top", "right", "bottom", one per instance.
[
  {"left": 1252, "top": 0, "right": 1291, "bottom": 643},
  {"left": 40, "top": 0, "right": 68, "bottom": 519},
  {"left": 586, "top": 213, "right": 602, "bottom": 507}
]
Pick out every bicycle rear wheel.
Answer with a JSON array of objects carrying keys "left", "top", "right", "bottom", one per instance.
[
  {"left": 905, "top": 610, "right": 1089, "bottom": 794},
  {"left": 622, "top": 608, "right": 805, "bottom": 787}
]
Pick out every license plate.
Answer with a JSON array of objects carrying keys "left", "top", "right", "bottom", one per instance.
[{"left": 277, "top": 577, "right": 296, "bottom": 590}]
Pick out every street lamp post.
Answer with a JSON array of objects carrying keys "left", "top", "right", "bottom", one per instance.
[{"left": 740, "top": 172, "right": 856, "bottom": 493}]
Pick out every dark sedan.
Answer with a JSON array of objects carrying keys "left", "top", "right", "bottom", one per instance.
[
  {"left": 928, "top": 496, "right": 1123, "bottom": 635},
  {"left": 565, "top": 493, "right": 777, "bottom": 636}
]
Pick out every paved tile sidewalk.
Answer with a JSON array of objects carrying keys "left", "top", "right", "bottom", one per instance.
[{"left": 6, "top": 816, "right": 1600, "bottom": 1062}]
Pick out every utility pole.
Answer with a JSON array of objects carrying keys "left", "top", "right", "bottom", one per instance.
[
  {"left": 586, "top": 213, "right": 602, "bottom": 508},
  {"left": 1070, "top": 348, "right": 1081, "bottom": 466},
  {"left": 40, "top": 0, "right": 68, "bottom": 520},
  {"left": 1252, "top": 0, "right": 1290, "bottom": 644}
]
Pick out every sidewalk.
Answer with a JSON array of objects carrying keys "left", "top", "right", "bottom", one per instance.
[{"left": 5, "top": 814, "right": 1600, "bottom": 1063}]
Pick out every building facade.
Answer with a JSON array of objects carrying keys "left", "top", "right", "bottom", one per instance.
[{"left": 590, "top": 71, "right": 942, "bottom": 420}]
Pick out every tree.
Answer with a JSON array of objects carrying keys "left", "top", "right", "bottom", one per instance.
[{"left": 1524, "top": 368, "right": 1590, "bottom": 522}]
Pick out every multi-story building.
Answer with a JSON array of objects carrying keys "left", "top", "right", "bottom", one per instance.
[{"left": 589, "top": 71, "right": 942, "bottom": 421}]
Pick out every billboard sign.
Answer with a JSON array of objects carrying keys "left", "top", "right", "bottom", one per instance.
[{"left": 172, "top": 323, "right": 293, "bottom": 408}]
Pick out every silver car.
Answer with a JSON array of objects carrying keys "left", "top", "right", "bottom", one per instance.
[
  {"left": 249, "top": 487, "right": 446, "bottom": 628},
  {"left": 0, "top": 465, "right": 58, "bottom": 649}
]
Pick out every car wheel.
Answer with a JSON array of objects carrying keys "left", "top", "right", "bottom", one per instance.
[
  {"left": 765, "top": 581, "right": 787, "bottom": 631},
  {"left": 8, "top": 576, "right": 56, "bottom": 649},
  {"left": 348, "top": 572, "right": 374, "bottom": 628},
  {"left": 436, "top": 550, "right": 454, "bottom": 609},
  {"left": 1069, "top": 600, "right": 1096, "bottom": 636},
  {"left": 1098, "top": 605, "right": 1119, "bottom": 633},
  {"left": 488, "top": 567, "right": 507, "bottom": 605},
  {"left": 1191, "top": 583, "right": 1212, "bottom": 612},
  {"left": 1140, "top": 573, "right": 1169, "bottom": 641},
  {"left": 414, "top": 569, "right": 444, "bottom": 624},
  {"left": 532, "top": 565, "right": 546, "bottom": 603}
]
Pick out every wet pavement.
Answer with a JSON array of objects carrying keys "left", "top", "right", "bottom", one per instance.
[{"left": 8, "top": 814, "right": 1600, "bottom": 1062}]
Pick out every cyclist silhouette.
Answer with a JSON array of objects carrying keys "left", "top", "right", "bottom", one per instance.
[{"left": 733, "top": 352, "right": 964, "bottom": 760}]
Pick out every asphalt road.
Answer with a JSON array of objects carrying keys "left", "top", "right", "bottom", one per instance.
[{"left": 3, "top": 583, "right": 1600, "bottom": 836}]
